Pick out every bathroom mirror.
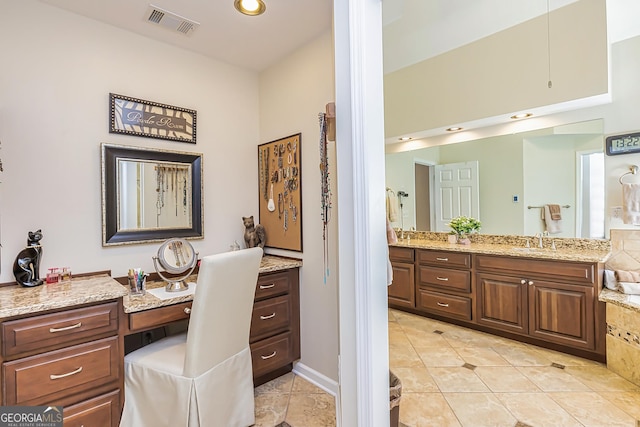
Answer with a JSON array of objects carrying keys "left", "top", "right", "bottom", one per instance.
[
  {"left": 385, "top": 120, "right": 606, "bottom": 239},
  {"left": 101, "top": 143, "right": 203, "bottom": 246}
]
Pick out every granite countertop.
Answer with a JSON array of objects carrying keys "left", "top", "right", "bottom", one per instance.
[
  {"left": 391, "top": 237, "right": 611, "bottom": 263},
  {"left": 599, "top": 288, "right": 640, "bottom": 312},
  {"left": 0, "top": 274, "right": 128, "bottom": 320},
  {"left": 123, "top": 255, "right": 302, "bottom": 314}
]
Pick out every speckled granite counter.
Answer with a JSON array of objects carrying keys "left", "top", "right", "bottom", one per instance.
[
  {"left": 599, "top": 288, "right": 640, "bottom": 312},
  {"left": 391, "top": 233, "right": 611, "bottom": 263},
  {"left": 0, "top": 274, "right": 128, "bottom": 319},
  {"left": 124, "top": 255, "right": 302, "bottom": 313}
]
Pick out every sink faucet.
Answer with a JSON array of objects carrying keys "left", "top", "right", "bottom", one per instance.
[{"left": 535, "top": 231, "right": 549, "bottom": 248}]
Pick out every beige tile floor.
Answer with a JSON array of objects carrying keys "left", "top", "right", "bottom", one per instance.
[
  {"left": 254, "top": 372, "right": 337, "bottom": 427},
  {"left": 389, "top": 308, "right": 640, "bottom": 427},
  {"left": 254, "top": 309, "right": 640, "bottom": 426}
]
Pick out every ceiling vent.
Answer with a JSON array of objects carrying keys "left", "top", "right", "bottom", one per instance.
[{"left": 145, "top": 5, "right": 199, "bottom": 36}]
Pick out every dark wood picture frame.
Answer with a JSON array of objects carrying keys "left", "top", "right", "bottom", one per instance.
[
  {"left": 109, "top": 93, "right": 197, "bottom": 144},
  {"left": 258, "top": 134, "right": 303, "bottom": 252},
  {"left": 101, "top": 143, "right": 203, "bottom": 246}
]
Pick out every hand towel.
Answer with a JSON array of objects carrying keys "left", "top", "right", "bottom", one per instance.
[
  {"left": 386, "top": 218, "right": 397, "bottom": 286},
  {"left": 615, "top": 269, "right": 640, "bottom": 283},
  {"left": 618, "top": 282, "right": 640, "bottom": 295},
  {"left": 386, "top": 218, "right": 398, "bottom": 245},
  {"left": 622, "top": 183, "right": 640, "bottom": 225},
  {"left": 548, "top": 204, "right": 562, "bottom": 220},
  {"left": 386, "top": 190, "right": 399, "bottom": 222},
  {"left": 543, "top": 204, "right": 563, "bottom": 234}
]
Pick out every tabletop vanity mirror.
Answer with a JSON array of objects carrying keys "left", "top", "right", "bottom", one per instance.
[
  {"left": 152, "top": 238, "right": 198, "bottom": 292},
  {"left": 101, "top": 143, "right": 203, "bottom": 246}
]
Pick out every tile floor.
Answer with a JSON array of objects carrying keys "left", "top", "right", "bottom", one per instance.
[
  {"left": 389, "top": 309, "right": 640, "bottom": 427},
  {"left": 254, "top": 371, "right": 337, "bottom": 427},
  {"left": 254, "top": 309, "right": 640, "bottom": 426}
]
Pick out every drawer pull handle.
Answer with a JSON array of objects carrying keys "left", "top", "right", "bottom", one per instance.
[
  {"left": 49, "top": 322, "right": 82, "bottom": 333},
  {"left": 184, "top": 307, "right": 192, "bottom": 314},
  {"left": 260, "top": 313, "right": 276, "bottom": 320},
  {"left": 436, "top": 302, "right": 449, "bottom": 307},
  {"left": 261, "top": 351, "right": 277, "bottom": 360},
  {"left": 435, "top": 257, "right": 449, "bottom": 262},
  {"left": 259, "top": 284, "right": 275, "bottom": 290},
  {"left": 528, "top": 280, "right": 534, "bottom": 286},
  {"left": 520, "top": 279, "right": 527, "bottom": 285},
  {"left": 436, "top": 277, "right": 449, "bottom": 281},
  {"left": 50, "top": 366, "right": 82, "bottom": 380}
]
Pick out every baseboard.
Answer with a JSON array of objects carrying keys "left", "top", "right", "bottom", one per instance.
[{"left": 292, "top": 362, "right": 339, "bottom": 397}]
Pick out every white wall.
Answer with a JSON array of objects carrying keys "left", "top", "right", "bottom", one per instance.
[
  {"left": 0, "top": 1, "right": 260, "bottom": 282},
  {"left": 258, "top": 32, "right": 339, "bottom": 383}
]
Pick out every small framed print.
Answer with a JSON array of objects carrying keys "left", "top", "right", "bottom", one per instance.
[{"left": 109, "top": 93, "right": 197, "bottom": 144}]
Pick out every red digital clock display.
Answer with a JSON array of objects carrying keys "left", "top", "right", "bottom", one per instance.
[{"left": 606, "top": 132, "right": 640, "bottom": 155}]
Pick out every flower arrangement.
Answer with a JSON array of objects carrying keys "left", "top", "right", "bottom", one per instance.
[{"left": 447, "top": 216, "right": 481, "bottom": 237}]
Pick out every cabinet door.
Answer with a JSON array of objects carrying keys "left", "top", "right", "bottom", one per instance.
[
  {"left": 529, "top": 280, "right": 595, "bottom": 350},
  {"left": 388, "top": 262, "right": 415, "bottom": 309},
  {"left": 476, "top": 273, "right": 528, "bottom": 335}
]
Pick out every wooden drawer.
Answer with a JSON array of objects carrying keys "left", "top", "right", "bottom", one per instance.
[
  {"left": 389, "top": 246, "right": 414, "bottom": 263},
  {"left": 255, "top": 271, "right": 291, "bottom": 300},
  {"left": 128, "top": 302, "right": 191, "bottom": 332},
  {"left": 250, "top": 295, "right": 290, "bottom": 342},
  {"left": 418, "top": 266, "right": 470, "bottom": 292},
  {"left": 417, "top": 250, "right": 471, "bottom": 269},
  {"left": 2, "top": 302, "right": 118, "bottom": 358},
  {"left": 251, "top": 332, "right": 293, "bottom": 378},
  {"left": 417, "top": 289, "right": 472, "bottom": 321},
  {"left": 3, "top": 336, "right": 119, "bottom": 406},
  {"left": 475, "top": 255, "right": 594, "bottom": 284},
  {"left": 63, "top": 389, "right": 120, "bottom": 427}
]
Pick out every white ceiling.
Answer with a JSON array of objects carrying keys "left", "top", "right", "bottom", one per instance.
[
  {"left": 38, "top": 0, "right": 333, "bottom": 71},
  {"left": 40, "top": 0, "right": 640, "bottom": 75}
]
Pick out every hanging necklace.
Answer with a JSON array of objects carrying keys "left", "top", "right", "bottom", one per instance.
[
  {"left": 156, "top": 164, "right": 166, "bottom": 226},
  {"left": 319, "top": 113, "right": 332, "bottom": 284}
]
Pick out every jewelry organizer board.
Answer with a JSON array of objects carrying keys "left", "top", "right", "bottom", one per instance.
[{"left": 258, "top": 134, "right": 303, "bottom": 252}]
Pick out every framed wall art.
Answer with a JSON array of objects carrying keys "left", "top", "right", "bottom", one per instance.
[
  {"left": 109, "top": 93, "right": 197, "bottom": 144},
  {"left": 258, "top": 134, "right": 302, "bottom": 252}
]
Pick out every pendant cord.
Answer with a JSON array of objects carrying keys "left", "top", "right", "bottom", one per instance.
[{"left": 547, "top": 0, "right": 552, "bottom": 88}]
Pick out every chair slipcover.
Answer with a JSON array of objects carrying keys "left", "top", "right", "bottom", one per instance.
[{"left": 120, "top": 247, "right": 263, "bottom": 427}]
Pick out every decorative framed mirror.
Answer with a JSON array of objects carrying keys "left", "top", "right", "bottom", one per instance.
[{"left": 101, "top": 143, "right": 203, "bottom": 246}]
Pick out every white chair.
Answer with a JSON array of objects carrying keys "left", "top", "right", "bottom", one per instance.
[{"left": 120, "top": 247, "right": 263, "bottom": 427}]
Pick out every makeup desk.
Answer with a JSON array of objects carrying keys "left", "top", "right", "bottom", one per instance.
[
  {"left": 121, "top": 255, "right": 302, "bottom": 386},
  {"left": 0, "top": 255, "right": 301, "bottom": 427}
]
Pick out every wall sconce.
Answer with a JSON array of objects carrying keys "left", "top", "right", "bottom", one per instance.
[{"left": 234, "top": 0, "right": 266, "bottom": 16}]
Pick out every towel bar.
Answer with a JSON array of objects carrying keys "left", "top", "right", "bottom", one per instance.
[{"left": 527, "top": 205, "right": 570, "bottom": 209}]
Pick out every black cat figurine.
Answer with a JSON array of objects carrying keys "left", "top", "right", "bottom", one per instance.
[{"left": 13, "top": 229, "right": 44, "bottom": 287}]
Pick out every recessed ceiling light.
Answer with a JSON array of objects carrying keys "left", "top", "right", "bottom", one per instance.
[
  {"left": 234, "top": 0, "right": 266, "bottom": 16},
  {"left": 510, "top": 113, "right": 533, "bottom": 119},
  {"left": 398, "top": 137, "right": 412, "bottom": 141},
  {"left": 446, "top": 127, "right": 463, "bottom": 132}
]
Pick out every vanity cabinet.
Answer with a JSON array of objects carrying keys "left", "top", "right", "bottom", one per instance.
[
  {"left": 415, "top": 250, "right": 472, "bottom": 321},
  {"left": 388, "top": 247, "right": 416, "bottom": 309},
  {"left": 476, "top": 255, "right": 596, "bottom": 350},
  {"left": 387, "top": 245, "right": 605, "bottom": 360},
  {"left": 250, "top": 268, "right": 301, "bottom": 385},
  {"left": 0, "top": 300, "right": 122, "bottom": 426}
]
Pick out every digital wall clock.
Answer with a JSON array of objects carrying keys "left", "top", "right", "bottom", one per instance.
[{"left": 606, "top": 131, "right": 640, "bottom": 156}]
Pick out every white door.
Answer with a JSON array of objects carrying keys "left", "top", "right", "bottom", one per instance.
[{"left": 434, "top": 161, "right": 480, "bottom": 232}]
